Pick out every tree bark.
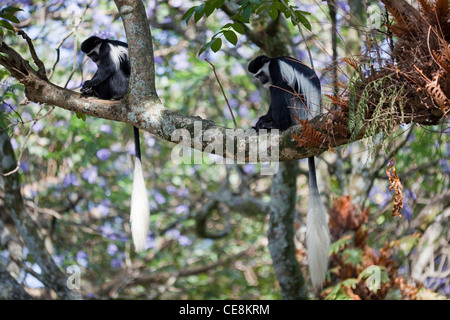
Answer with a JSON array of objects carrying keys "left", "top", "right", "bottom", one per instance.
[
  {"left": 0, "top": 264, "right": 33, "bottom": 300},
  {"left": 268, "top": 161, "right": 307, "bottom": 299},
  {"left": 0, "top": 131, "right": 78, "bottom": 299}
]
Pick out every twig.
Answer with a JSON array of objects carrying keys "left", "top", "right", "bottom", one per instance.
[
  {"left": 14, "top": 28, "right": 47, "bottom": 79},
  {"left": 279, "top": 0, "right": 314, "bottom": 70},
  {"left": 205, "top": 59, "right": 237, "bottom": 129}
]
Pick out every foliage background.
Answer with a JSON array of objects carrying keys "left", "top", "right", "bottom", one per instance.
[{"left": 0, "top": 0, "right": 448, "bottom": 299}]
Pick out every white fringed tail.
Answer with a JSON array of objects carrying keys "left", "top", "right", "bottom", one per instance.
[
  {"left": 306, "top": 157, "right": 331, "bottom": 289},
  {"left": 130, "top": 157, "right": 150, "bottom": 252}
]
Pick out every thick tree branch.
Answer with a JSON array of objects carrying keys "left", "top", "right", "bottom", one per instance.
[
  {"left": 0, "top": 40, "right": 344, "bottom": 162},
  {"left": 0, "top": 0, "right": 446, "bottom": 166}
]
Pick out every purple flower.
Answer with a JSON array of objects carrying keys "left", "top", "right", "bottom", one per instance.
[
  {"left": 2, "top": 101, "right": 16, "bottom": 113},
  {"left": 154, "top": 191, "right": 166, "bottom": 205},
  {"left": 368, "top": 185, "right": 391, "bottom": 208},
  {"left": 249, "top": 91, "right": 261, "bottom": 104},
  {"left": 243, "top": 163, "right": 256, "bottom": 174},
  {"left": 402, "top": 202, "right": 413, "bottom": 220},
  {"left": 97, "top": 199, "right": 111, "bottom": 216},
  {"left": 154, "top": 56, "right": 164, "bottom": 65},
  {"left": 111, "top": 257, "right": 123, "bottom": 269},
  {"left": 166, "top": 228, "right": 180, "bottom": 239},
  {"left": 32, "top": 121, "right": 44, "bottom": 133},
  {"left": 175, "top": 204, "right": 189, "bottom": 215},
  {"left": 63, "top": 173, "right": 80, "bottom": 187},
  {"left": 338, "top": 1, "right": 350, "bottom": 13},
  {"left": 146, "top": 235, "right": 157, "bottom": 249},
  {"left": 165, "top": 185, "right": 177, "bottom": 194},
  {"left": 110, "top": 143, "right": 122, "bottom": 153},
  {"left": 82, "top": 166, "right": 98, "bottom": 184},
  {"left": 97, "top": 148, "right": 111, "bottom": 161},
  {"left": 76, "top": 251, "right": 88, "bottom": 267},
  {"left": 10, "top": 137, "right": 19, "bottom": 150},
  {"left": 169, "top": 0, "right": 184, "bottom": 8},
  {"left": 172, "top": 50, "right": 191, "bottom": 70},
  {"left": 238, "top": 105, "right": 249, "bottom": 117},
  {"left": 146, "top": 135, "right": 156, "bottom": 147},
  {"left": 100, "top": 124, "right": 112, "bottom": 134},
  {"left": 54, "top": 120, "right": 66, "bottom": 127},
  {"left": 127, "top": 142, "right": 136, "bottom": 156},
  {"left": 106, "top": 243, "right": 118, "bottom": 256},
  {"left": 178, "top": 188, "right": 189, "bottom": 197},
  {"left": 20, "top": 161, "right": 29, "bottom": 172},
  {"left": 98, "top": 223, "right": 127, "bottom": 241},
  {"left": 53, "top": 255, "right": 64, "bottom": 266},
  {"left": 178, "top": 235, "right": 192, "bottom": 246}
]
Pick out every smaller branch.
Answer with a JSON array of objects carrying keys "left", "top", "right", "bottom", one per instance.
[
  {"left": 206, "top": 59, "right": 237, "bottom": 129},
  {"left": 1, "top": 104, "right": 54, "bottom": 177},
  {"left": 14, "top": 28, "right": 47, "bottom": 79},
  {"left": 279, "top": 0, "right": 314, "bottom": 70}
]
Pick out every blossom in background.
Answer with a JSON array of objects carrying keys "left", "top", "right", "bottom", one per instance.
[
  {"left": 63, "top": 173, "right": 80, "bottom": 187},
  {"left": 175, "top": 204, "right": 189, "bottom": 215},
  {"left": 165, "top": 185, "right": 177, "bottom": 194},
  {"left": 100, "top": 124, "right": 112, "bottom": 134},
  {"left": 82, "top": 166, "right": 98, "bottom": 184},
  {"left": 106, "top": 243, "right": 118, "bottom": 256},
  {"left": 76, "top": 251, "right": 88, "bottom": 268},
  {"left": 153, "top": 190, "right": 166, "bottom": 205},
  {"left": 97, "top": 148, "right": 111, "bottom": 161}
]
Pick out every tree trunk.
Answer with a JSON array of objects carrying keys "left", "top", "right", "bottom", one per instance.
[{"left": 268, "top": 161, "right": 307, "bottom": 299}]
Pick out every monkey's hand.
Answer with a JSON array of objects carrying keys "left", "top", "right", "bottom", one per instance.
[
  {"left": 253, "top": 117, "right": 279, "bottom": 131},
  {"left": 81, "top": 82, "right": 95, "bottom": 96}
]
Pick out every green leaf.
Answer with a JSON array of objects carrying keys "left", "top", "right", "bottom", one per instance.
[
  {"left": 231, "top": 22, "right": 245, "bottom": 35},
  {"left": 267, "top": 4, "right": 279, "bottom": 21},
  {"left": 341, "top": 278, "right": 358, "bottom": 289},
  {"left": 194, "top": 3, "right": 206, "bottom": 23},
  {"left": 76, "top": 112, "right": 86, "bottom": 121},
  {"left": 198, "top": 41, "right": 211, "bottom": 56},
  {"left": 0, "top": 7, "right": 23, "bottom": 15},
  {"left": 329, "top": 235, "right": 352, "bottom": 254},
  {"left": 223, "top": 30, "right": 238, "bottom": 46},
  {"left": 204, "top": 3, "right": 215, "bottom": 17},
  {"left": 0, "top": 14, "right": 19, "bottom": 23},
  {"left": 210, "top": 38, "right": 222, "bottom": 52},
  {"left": 342, "top": 248, "right": 363, "bottom": 266},
  {"left": 255, "top": 4, "right": 268, "bottom": 15},
  {"left": 182, "top": 7, "right": 196, "bottom": 22},
  {"left": 295, "top": 11, "right": 312, "bottom": 31},
  {"left": 241, "top": 4, "right": 252, "bottom": 22},
  {"left": 213, "top": 0, "right": 225, "bottom": 9},
  {"left": 0, "top": 19, "right": 14, "bottom": 31}
]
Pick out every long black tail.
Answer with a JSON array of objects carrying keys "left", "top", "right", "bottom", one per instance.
[
  {"left": 130, "top": 126, "right": 150, "bottom": 252},
  {"left": 134, "top": 126, "right": 141, "bottom": 160},
  {"left": 306, "top": 156, "right": 331, "bottom": 288}
]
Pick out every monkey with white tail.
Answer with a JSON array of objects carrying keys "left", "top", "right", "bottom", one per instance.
[{"left": 248, "top": 55, "right": 331, "bottom": 289}]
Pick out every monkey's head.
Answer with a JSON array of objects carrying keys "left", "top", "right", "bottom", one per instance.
[
  {"left": 248, "top": 55, "right": 271, "bottom": 87},
  {"left": 81, "top": 36, "right": 104, "bottom": 63}
]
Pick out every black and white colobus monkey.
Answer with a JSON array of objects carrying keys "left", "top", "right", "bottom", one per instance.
[
  {"left": 81, "top": 36, "right": 150, "bottom": 252},
  {"left": 248, "top": 55, "right": 331, "bottom": 288}
]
